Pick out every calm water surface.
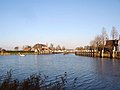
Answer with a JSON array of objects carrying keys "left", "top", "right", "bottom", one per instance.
[{"left": 0, "top": 54, "right": 120, "bottom": 90}]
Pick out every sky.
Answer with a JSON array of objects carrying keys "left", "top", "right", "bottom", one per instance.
[{"left": 0, "top": 0, "right": 120, "bottom": 49}]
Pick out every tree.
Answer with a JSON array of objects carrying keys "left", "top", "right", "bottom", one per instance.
[
  {"left": 111, "top": 26, "right": 118, "bottom": 40},
  {"left": 0, "top": 48, "right": 2, "bottom": 51},
  {"left": 62, "top": 46, "right": 66, "bottom": 50},
  {"left": 101, "top": 27, "right": 109, "bottom": 45},
  {"left": 49, "top": 43, "right": 55, "bottom": 50},
  {"left": 75, "top": 47, "right": 84, "bottom": 50},
  {"left": 95, "top": 35, "right": 102, "bottom": 48},
  {"left": 1, "top": 49, "right": 6, "bottom": 53},
  {"left": 90, "top": 40, "right": 96, "bottom": 48},
  {"left": 90, "top": 35, "right": 102, "bottom": 50},
  {"left": 14, "top": 46, "right": 19, "bottom": 51},
  {"left": 56, "top": 45, "right": 61, "bottom": 50}
]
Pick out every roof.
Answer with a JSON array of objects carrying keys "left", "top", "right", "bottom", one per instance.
[
  {"left": 105, "top": 40, "right": 118, "bottom": 47},
  {"left": 33, "top": 43, "right": 47, "bottom": 49}
]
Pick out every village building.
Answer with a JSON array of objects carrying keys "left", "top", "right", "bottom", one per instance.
[
  {"left": 32, "top": 43, "right": 49, "bottom": 53},
  {"left": 117, "top": 39, "right": 120, "bottom": 52},
  {"left": 105, "top": 40, "right": 118, "bottom": 52},
  {"left": 23, "top": 46, "right": 31, "bottom": 51}
]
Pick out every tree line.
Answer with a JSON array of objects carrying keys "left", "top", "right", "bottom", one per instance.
[
  {"left": 75, "top": 26, "right": 119, "bottom": 50},
  {"left": 90, "top": 26, "right": 119, "bottom": 50},
  {"left": 13, "top": 44, "right": 66, "bottom": 51}
]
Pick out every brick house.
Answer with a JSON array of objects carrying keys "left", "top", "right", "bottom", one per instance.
[{"left": 105, "top": 40, "right": 118, "bottom": 52}]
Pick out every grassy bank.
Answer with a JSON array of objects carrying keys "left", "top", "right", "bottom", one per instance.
[
  {"left": 7, "top": 51, "right": 35, "bottom": 55},
  {"left": 0, "top": 71, "right": 78, "bottom": 90},
  {"left": 0, "top": 50, "right": 35, "bottom": 55},
  {"left": 0, "top": 50, "right": 63, "bottom": 55}
]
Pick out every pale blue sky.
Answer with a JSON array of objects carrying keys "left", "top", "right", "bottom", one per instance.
[{"left": 0, "top": 0, "right": 120, "bottom": 49}]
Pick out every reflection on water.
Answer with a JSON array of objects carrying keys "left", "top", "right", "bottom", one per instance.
[{"left": 0, "top": 54, "right": 120, "bottom": 90}]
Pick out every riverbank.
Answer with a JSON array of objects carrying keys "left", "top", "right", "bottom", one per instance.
[
  {"left": 75, "top": 50, "right": 120, "bottom": 59},
  {"left": 0, "top": 50, "right": 63, "bottom": 56},
  {"left": 0, "top": 51, "right": 34, "bottom": 55}
]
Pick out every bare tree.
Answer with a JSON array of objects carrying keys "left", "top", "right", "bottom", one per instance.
[
  {"left": 111, "top": 26, "right": 118, "bottom": 40},
  {"left": 95, "top": 35, "right": 102, "bottom": 48},
  {"left": 101, "top": 27, "right": 109, "bottom": 45},
  {"left": 90, "top": 40, "right": 96, "bottom": 48},
  {"left": 62, "top": 46, "right": 66, "bottom": 50},
  {"left": 90, "top": 35, "right": 102, "bottom": 50},
  {"left": 56, "top": 45, "right": 61, "bottom": 50},
  {"left": 49, "top": 43, "right": 55, "bottom": 51},
  {"left": 0, "top": 48, "right": 2, "bottom": 51},
  {"left": 14, "top": 46, "right": 19, "bottom": 51}
]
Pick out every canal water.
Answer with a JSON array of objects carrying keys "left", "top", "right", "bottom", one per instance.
[{"left": 0, "top": 54, "right": 120, "bottom": 90}]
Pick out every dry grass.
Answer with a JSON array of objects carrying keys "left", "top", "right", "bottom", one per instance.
[{"left": 0, "top": 71, "right": 78, "bottom": 90}]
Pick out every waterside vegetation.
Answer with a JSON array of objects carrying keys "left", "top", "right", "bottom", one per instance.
[{"left": 0, "top": 71, "right": 77, "bottom": 90}]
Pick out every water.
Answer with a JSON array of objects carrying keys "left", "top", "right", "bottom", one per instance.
[{"left": 0, "top": 54, "right": 120, "bottom": 90}]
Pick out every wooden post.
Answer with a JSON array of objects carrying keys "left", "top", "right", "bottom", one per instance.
[
  {"left": 100, "top": 51, "right": 102, "bottom": 58},
  {"left": 113, "top": 46, "right": 116, "bottom": 58},
  {"left": 102, "top": 50, "right": 104, "bottom": 58},
  {"left": 113, "top": 50, "right": 115, "bottom": 58}
]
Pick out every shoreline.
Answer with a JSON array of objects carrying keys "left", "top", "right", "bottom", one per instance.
[
  {"left": 0, "top": 50, "right": 63, "bottom": 56},
  {"left": 75, "top": 50, "right": 120, "bottom": 59}
]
